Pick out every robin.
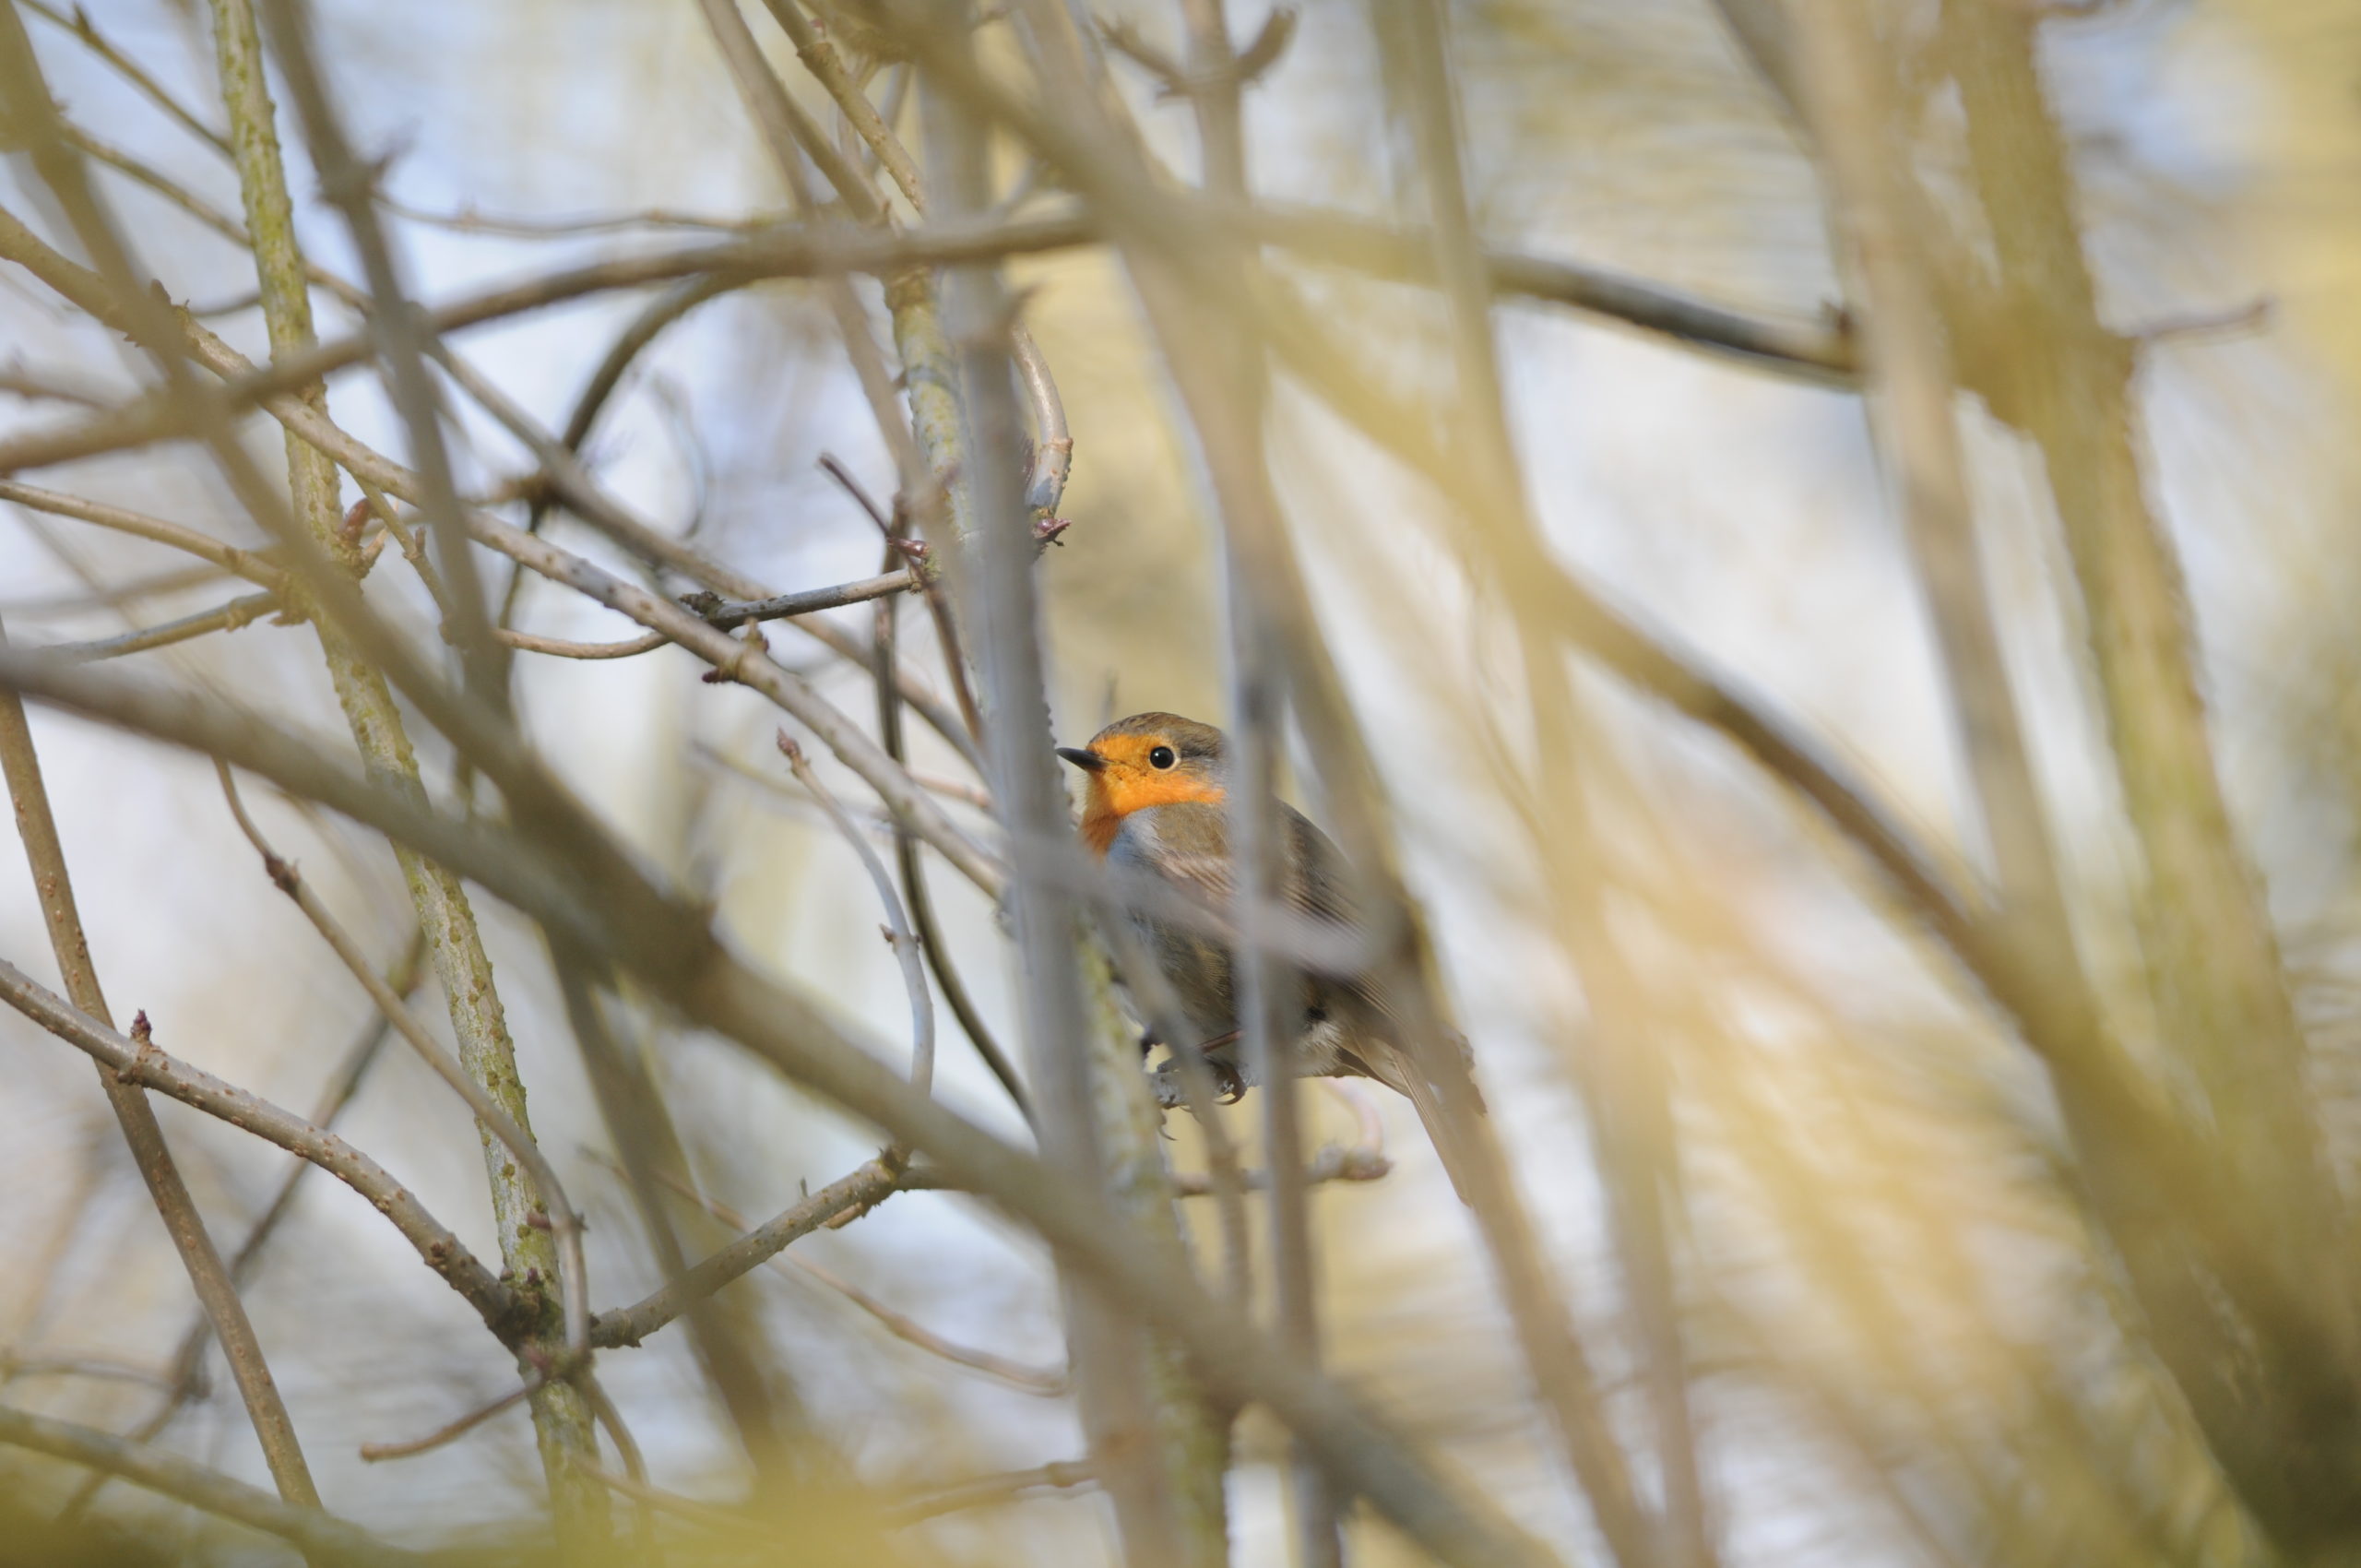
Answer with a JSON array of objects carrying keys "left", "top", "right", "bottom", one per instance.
[{"left": 1055, "top": 711, "right": 1482, "bottom": 1123}]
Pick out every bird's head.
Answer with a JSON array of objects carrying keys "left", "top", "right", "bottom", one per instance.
[{"left": 1056, "top": 712, "right": 1228, "bottom": 854}]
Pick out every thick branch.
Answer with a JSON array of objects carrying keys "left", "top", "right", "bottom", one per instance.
[{"left": 0, "top": 643, "right": 1560, "bottom": 1568}]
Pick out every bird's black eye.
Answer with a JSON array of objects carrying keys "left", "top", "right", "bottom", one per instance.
[{"left": 1148, "top": 745, "right": 1177, "bottom": 769}]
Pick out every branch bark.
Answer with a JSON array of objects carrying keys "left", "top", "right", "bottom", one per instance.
[
  {"left": 203, "top": 0, "right": 603, "bottom": 1529},
  {"left": 0, "top": 1404, "right": 418, "bottom": 1568},
  {"left": 0, "top": 643, "right": 1560, "bottom": 1568},
  {"left": 0, "top": 617, "right": 319, "bottom": 1515},
  {"left": 919, "top": 15, "right": 1226, "bottom": 1562},
  {"left": 1941, "top": 2, "right": 2358, "bottom": 1550},
  {"left": 0, "top": 955, "right": 520, "bottom": 1334}
]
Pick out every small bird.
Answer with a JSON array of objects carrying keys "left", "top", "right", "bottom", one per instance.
[{"left": 1055, "top": 711, "right": 1481, "bottom": 1123}]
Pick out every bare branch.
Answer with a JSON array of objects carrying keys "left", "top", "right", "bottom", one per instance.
[
  {"left": 590, "top": 1159, "right": 906, "bottom": 1348},
  {"left": 891, "top": 1457, "right": 1097, "bottom": 1524},
  {"left": 20, "top": 0, "right": 234, "bottom": 153},
  {"left": 358, "top": 1383, "right": 533, "bottom": 1463},
  {"left": 0, "top": 481, "right": 288, "bottom": 590},
  {"left": 216, "top": 764, "right": 592, "bottom": 1360},
  {"left": 0, "top": 644, "right": 1580, "bottom": 1568},
  {"left": 779, "top": 731, "right": 935, "bottom": 1096},
  {"left": 379, "top": 195, "right": 756, "bottom": 236},
  {"left": 39, "top": 589, "right": 284, "bottom": 661},
  {"left": 0, "top": 954, "right": 519, "bottom": 1336},
  {"left": 0, "top": 1403, "right": 421, "bottom": 1567},
  {"left": 96, "top": 930, "right": 431, "bottom": 1504},
  {"left": 0, "top": 1348, "right": 174, "bottom": 1387},
  {"left": 0, "top": 517, "right": 317, "bottom": 1534},
  {"left": 636, "top": 1162, "right": 1065, "bottom": 1395},
  {"left": 495, "top": 628, "right": 670, "bottom": 660},
  {"left": 252, "top": 0, "right": 501, "bottom": 703},
  {"left": 466, "top": 509, "right": 1005, "bottom": 894},
  {"left": 690, "top": 570, "right": 917, "bottom": 628},
  {"left": 0, "top": 179, "right": 1855, "bottom": 478}
]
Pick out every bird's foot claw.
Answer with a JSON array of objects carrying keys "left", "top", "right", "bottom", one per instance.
[
  {"left": 1214, "top": 1061, "right": 1247, "bottom": 1105},
  {"left": 1146, "top": 1057, "right": 1250, "bottom": 1111}
]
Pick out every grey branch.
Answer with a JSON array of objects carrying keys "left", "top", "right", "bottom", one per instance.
[
  {"left": 0, "top": 957, "right": 520, "bottom": 1336},
  {"left": 216, "top": 765, "right": 591, "bottom": 1360},
  {"left": 0, "top": 1403, "right": 421, "bottom": 1567},
  {"left": 590, "top": 1158, "right": 906, "bottom": 1348}
]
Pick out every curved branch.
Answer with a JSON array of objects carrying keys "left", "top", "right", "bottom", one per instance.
[
  {"left": 0, "top": 480, "right": 287, "bottom": 590},
  {"left": 0, "top": 196, "right": 1851, "bottom": 481},
  {"left": 0, "top": 647, "right": 1567, "bottom": 1568},
  {"left": 591, "top": 1159, "right": 904, "bottom": 1348},
  {"left": 0, "top": 956, "right": 521, "bottom": 1338},
  {"left": 778, "top": 732, "right": 935, "bottom": 1096},
  {"left": 496, "top": 628, "right": 670, "bottom": 660},
  {"left": 217, "top": 765, "right": 591, "bottom": 1360},
  {"left": 0, "top": 1404, "right": 421, "bottom": 1567}
]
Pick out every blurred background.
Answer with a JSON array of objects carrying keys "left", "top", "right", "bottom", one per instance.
[{"left": 3, "top": 0, "right": 2359, "bottom": 1563}]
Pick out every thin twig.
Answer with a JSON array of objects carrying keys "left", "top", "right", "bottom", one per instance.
[
  {"left": 635, "top": 1159, "right": 1066, "bottom": 1394},
  {"left": 359, "top": 1383, "right": 534, "bottom": 1463},
  {"left": 0, "top": 188, "right": 1851, "bottom": 484},
  {"left": 216, "top": 764, "right": 591, "bottom": 1362},
  {"left": 0, "top": 561, "right": 232, "bottom": 615},
  {"left": 779, "top": 731, "right": 936, "bottom": 1097},
  {"left": 580, "top": 1373, "right": 660, "bottom": 1553},
  {"left": 462, "top": 507, "right": 1005, "bottom": 894},
  {"left": 21, "top": 0, "right": 233, "bottom": 153},
  {"left": 96, "top": 930, "right": 430, "bottom": 1505},
  {"left": 797, "top": 1253, "right": 1067, "bottom": 1395},
  {"left": 0, "top": 1403, "right": 421, "bottom": 1567},
  {"left": 0, "top": 1349, "right": 174, "bottom": 1387},
  {"left": 42, "top": 589, "right": 284, "bottom": 661},
  {"left": 0, "top": 596, "right": 318, "bottom": 1516},
  {"left": 379, "top": 195, "right": 756, "bottom": 236},
  {"left": 869, "top": 549, "right": 1029, "bottom": 1117},
  {"left": 0, "top": 480, "right": 287, "bottom": 590},
  {"left": 0, "top": 954, "right": 518, "bottom": 1335},
  {"left": 0, "top": 359, "right": 114, "bottom": 406},
  {"left": 590, "top": 1158, "right": 906, "bottom": 1348},
  {"left": 891, "top": 1457, "right": 1097, "bottom": 1523},
  {"left": 0, "top": 644, "right": 1566, "bottom": 1568},
  {"left": 494, "top": 627, "right": 670, "bottom": 660},
  {"left": 689, "top": 570, "right": 916, "bottom": 628}
]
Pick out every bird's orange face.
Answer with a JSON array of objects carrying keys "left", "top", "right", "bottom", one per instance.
[{"left": 1058, "top": 719, "right": 1228, "bottom": 857}]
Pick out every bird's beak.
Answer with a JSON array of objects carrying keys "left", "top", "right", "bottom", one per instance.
[{"left": 1054, "top": 746, "right": 1106, "bottom": 773}]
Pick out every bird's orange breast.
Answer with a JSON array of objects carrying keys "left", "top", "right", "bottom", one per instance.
[{"left": 1079, "top": 773, "right": 1228, "bottom": 857}]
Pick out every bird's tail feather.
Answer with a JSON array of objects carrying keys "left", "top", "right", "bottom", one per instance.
[{"left": 1394, "top": 1039, "right": 1485, "bottom": 1207}]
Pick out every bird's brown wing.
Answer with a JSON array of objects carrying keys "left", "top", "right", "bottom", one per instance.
[
  {"left": 1141, "top": 801, "right": 1482, "bottom": 1114},
  {"left": 1285, "top": 806, "right": 1488, "bottom": 1116},
  {"left": 1150, "top": 802, "right": 1364, "bottom": 950}
]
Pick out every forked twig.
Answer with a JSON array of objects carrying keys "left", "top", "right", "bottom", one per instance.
[
  {"left": 215, "top": 764, "right": 591, "bottom": 1364},
  {"left": 635, "top": 1159, "right": 1067, "bottom": 1396}
]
